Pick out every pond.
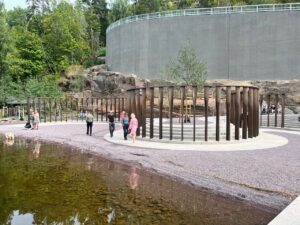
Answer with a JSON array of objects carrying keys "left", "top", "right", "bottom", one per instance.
[{"left": 0, "top": 136, "right": 276, "bottom": 225}]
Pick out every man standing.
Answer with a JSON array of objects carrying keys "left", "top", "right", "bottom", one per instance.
[
  {"left": 108, "top": 111, "right": 115, "bottom": 137},
  {"left": 86, "top": 111, "right": 94, "bottom": 136}
]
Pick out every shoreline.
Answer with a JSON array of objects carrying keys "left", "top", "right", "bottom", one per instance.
[{"left": 0, "top": 122, "right": 299, "bottom": 212}]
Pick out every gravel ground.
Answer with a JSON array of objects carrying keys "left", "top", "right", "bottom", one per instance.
[{"left": 1, "top": 122, "right": 299, "bottom": 212}]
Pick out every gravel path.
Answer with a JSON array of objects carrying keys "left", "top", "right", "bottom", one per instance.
[{"left": 1, "top": 122, "right": 299, "bottom": 211}]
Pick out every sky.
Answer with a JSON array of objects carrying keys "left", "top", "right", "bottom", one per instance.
[{"left": 2, "top": 0, "right": 76, "bottom": 10}]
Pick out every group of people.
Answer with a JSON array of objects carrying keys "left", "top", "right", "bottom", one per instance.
[{"left": 85, "top": 110, "right": 138, "bottom": 143}]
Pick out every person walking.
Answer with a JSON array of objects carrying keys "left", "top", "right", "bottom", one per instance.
[
  {"left": 108, "top": 111, "right": 115, "bottom": 137},
  {"left": 121, "top": 112, "right": 129, "bottom": 140},
  {"left": 129, "top": 113, "right": 138, "bottom": 143},
  {"left": 86, "top": 111, "right": 94, "bottom": 136},
  {"left": 34, "top": 110, "right": 40, "bottom": 130}
]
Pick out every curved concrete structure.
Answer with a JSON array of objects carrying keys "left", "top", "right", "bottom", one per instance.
[{"left": 106, "top": 4, "right": 300, "bottom": 80}]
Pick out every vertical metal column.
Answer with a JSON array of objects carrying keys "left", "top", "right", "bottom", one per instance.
[
  {"left": 149, "top": 87, "right": 154, "bottom": 139},
  {"left": 180, "top": 86, "right": 185, "bottom": 141},
  {"left": 44, "top": 98, "right": 47, "bottom": 123},
  {"left": 275, "top": 94, "right": 278, "bottom": 127},
  {"left": 248, "top": 88, "right": 254, "bottom": 138},
  {"left": 121, "top": 98, "right": 125, "bottom": 111},
  {"left": 192, "top": 86, "right": 197, "bottom": 142},
  {"left": 136, "top": 90, "right": 141, "bottom": 136},
  {"left": 159, "top": 87, "right": 163, "bottom": 139},
  {"left": 76, "top": 98, "right": 79, "bottom": 122},
  {"left": 33, "top": 97, "right": 36, "bottom": 112},
  {"left": 168, "top": 86, "right": 174, "bottom": 140},
  {"left": 110, "top": 98, "right": 113, "bottom": 111},
  {"left": 38, "top": 98, "right": 41, "bottom": 120},
  {"left": 27, "top": 97, "right": 30, "bottom": 123},
  {"left": 114, "top": 98, "right": 117, "bottom": 119},
  {"left": 267, "top": 94, "right": 270, "bottom": 127},
  {"left": 204, "top": 86, "right": 209, "bottom": 141},
  {"left": 127, "top": 91, "right": 131, "bottom": 118},
  {"left": 105, "top": 98, "right": 108, "bottom": 121},
  {"left": 70, "top": 98, "right": 73, "bottom": 121},
  {"left": 242, "top": 87, "right": 248, "bottom": 139},
  {"left": 281, "top": 94, "right": 285, "bottom": 128},
  {"left": 235, "top": 87, "right": 240, "bottom": 140},
  {"left": 226, "top": 86, "right": 231, "bottom": 141},
  {"left": 49, "top": 99, "right": 52, "bottom": 122},
  {"left": 60, "top": 98, "right": 63, "bottom": 122},
  {"left": 216, "top": 86, "right": 220, "bottom": 141},
  {"left": 142, "top": 88, "right": 147, "bottom": 138},
  {"left": 81, "top": 98, "right": 84, "bottom": 121},
  {"left": 131, "top": 90, "right": 136, "bottom": 117},
  {"left": 253, "top": 89, "right": 257, "bottom": 137},
  {"left": 54, "top": 98, "right": 58, "bottom": 122},
  {"left": 100, "top": 98, "right": 103, "bottom": 121},
  {"left": 65, "top": 98, "right": 68, "bottom": 122},
  {"left": 118, "top": 98, "right": 121, "bottom": 122},
  {"left": 260, "top": 95, "right": 263, "bottom": 126}
]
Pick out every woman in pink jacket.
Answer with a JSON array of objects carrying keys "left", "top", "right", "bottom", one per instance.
[{"left": 129, "top": 113, "right": 138, "bottom": 143}]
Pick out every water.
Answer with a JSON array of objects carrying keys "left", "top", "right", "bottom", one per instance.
[{"left": 0, "top": 137, "right": 276, "bottom": 225}]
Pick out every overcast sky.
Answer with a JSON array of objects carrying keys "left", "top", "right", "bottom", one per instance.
[{"left": 2, "top": 0, "right": 80, "bottom": 10}]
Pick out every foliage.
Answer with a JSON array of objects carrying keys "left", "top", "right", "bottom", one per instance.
[
  {"left": 108, "top": 0, "right": 133, "bottom": 23},
  {"left": 98, "top": 47, "right": 106, "bottom": 57},
  {"left": 70, "top": 73, "right": 86, "bottom": 92},
  {"left": 163, "top": 44, "right": 207, "bottom": 88}
]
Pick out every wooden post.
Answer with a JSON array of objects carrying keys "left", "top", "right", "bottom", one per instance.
[
  {"left": 248, "top": 88, "right": 254, "bottom": 138},
  {"left": 235, "top": 86, "right": 240, "bottom": 140},
  {"left": 226, "top": 86, "right": 231, "bottom": 141},
  {"left": 149, "top": 87, "right": 154, "bottom": 139},
  {"left": 44, "top": 98, "right": 47, "bottom": 123},
  {"left": 141, "top": 88, "right": 147, "bottom": 138},
  {"left": 136, "top": 90, "right": 141, "bottom": 136},
  {"left": 27, "top": 97, "right": 30, "bottom": 123},
  {"left": 169, "top": 86, "right": 174, "bottom": 141},
  {"left": 159, "top": 87, "right": 163, "bottom": 139},
  {"left": 192, "top": 86, "right": 197, "bottom": 142},
  {"left": 281, "top": 94, "right": 285, "bottom": 128},
  {"left": 242, "top": 87, "right": 248, "bottom": 139},
  {"left": 204, "top": 86, "right": 209, "bottom": 142},
  {"left": 49, "top": 98, "right": 52, "bottom": 122},
  {"left": 216, "top": 86, "right": 220, "bottom": 141},
  {"left": 267, "top": 94, "right": 271, "bottom": 127},
  {"left": 180, "top": 86, "right": 185, "bottom": 141},
  {"left": 275, "top": 94, "right": 278, "bottom": 127}
]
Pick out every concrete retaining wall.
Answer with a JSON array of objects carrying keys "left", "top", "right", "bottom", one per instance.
[{"left": 106, "top": 11, "right": 300, "bottom": 80}]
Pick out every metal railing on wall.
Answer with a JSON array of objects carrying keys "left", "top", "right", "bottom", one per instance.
[
  {"left": 126, "top": 85, "right": 260, "bottom": 142},
  {"left": 107, "top": 3, "right": 300, "bottom": 32}
]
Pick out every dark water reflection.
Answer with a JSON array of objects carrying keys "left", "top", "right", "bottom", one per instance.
[{"left": 0, "top": 137, "right": 276, "bottom": 225}]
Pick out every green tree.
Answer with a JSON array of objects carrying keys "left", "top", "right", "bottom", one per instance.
[
  {"left": 6, "top": 7, "right": 28, "bottom": 28},
  {"left": 163, "top": 44, "right": 207, "bottom": 88},
  {"left": 108, "top": 0, "right": 133, "bottom": 23}
]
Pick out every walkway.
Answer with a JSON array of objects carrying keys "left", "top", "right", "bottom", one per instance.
[{"left": 0, "top": 122, "right": 299, "bottom": 212}]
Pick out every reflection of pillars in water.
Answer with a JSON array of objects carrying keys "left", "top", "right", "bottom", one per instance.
[
  {"left": 169, "top": 86, "right": 174, "bottom": 141},
  {"left": 192, "top": 86, "right": 197, "bottom": 142},
  {"left": 235, "top": 86, "right": 240, "bottom": 140},
  {"left": 159, "top": 87, "right": 163, "bottom": 139},
  {"left": 226, "top": 86, "right": 231, "bottom": 141},
  {"left": 141, "top": 88, "right": 147, "bottom": 138},
  {"left": 204, "top": 86, "right": 209, "bottom": 141},
  {"left": 216, "top": 86, "right": 220, "bottom": 141},
  {"left": 149, "top": 87, "right": 154, "bottom": 139}
]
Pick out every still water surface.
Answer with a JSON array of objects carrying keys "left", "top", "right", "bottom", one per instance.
[{"left": 0, "top": 137, "right": 276, "bottom": 225}]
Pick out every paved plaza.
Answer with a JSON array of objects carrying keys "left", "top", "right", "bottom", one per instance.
[{"left": 0, "top": 122, "right": 299, "bottom": 212}]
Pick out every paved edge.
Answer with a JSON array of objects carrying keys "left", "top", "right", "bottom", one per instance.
[
  {"left": 104, "top": 129, "right": 289, "bottom": 151},
  {"left": 268, "top": 196, "right": 300, "bottom": 225}
]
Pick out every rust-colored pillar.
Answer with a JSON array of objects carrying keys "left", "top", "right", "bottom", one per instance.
[
  {"left": 60, "top": 98, "right": 63, "bottom": 122},
  {"left": 180, "top": 86, "right": 185, "bottom": 141},
  {"left": 235, "top": 86, "right": 240, "bottom": 140},
  {"left": 122, "top": 98, "right": 125, "bottom": 111},
  {"left": 118, "top": 98, "right": 121, "bottom": 122},
  {"left": 136, "top": 90, "right": 141, "bottom": 136},
  {"left": 216, "top": 86, "right": 220, "bottom": 141},
  {"left": 260, "top": 95, "right": 263, "bottom": 127},
  {"left": 65, "top": 98, "right": 68, "bottom": 122},
  {"left": 281, "top": 94, "right": 285, "bottom": 128},
  {"left": 141, "top": 88, "right": 147, "bottom": 138},
  {"left": 49, "top": 98, "right": 52, "bottom": 122},
  {"left": 110, "top": 98, "right": 113, "bottom": 111},
  {"left": 267, "top": 94, "right": 270, "bottom": 127},
  {"left": 159, "top": 87, "right": 163, "bottom": 139},
  {"left": 192, "top": 86, "right": 197, "bottom": 142},
  {"left": 100, "top": 98, "right": 103, "bottom": 121},
  {"left": 204, "top": 86, "right": 209, "bottom": 141},
  {"left": 226, "top": 86, "right": 231, "bottom": 141},
  {"left": 248, "top": 88, "right": 254, "bottom": 138},
  {"left": 38, "top": 98, "right": 41, "bottom": 121},
  {"left": 44, "top": 98, "right": 47, "bottom": 123},
  {"left": 33, "top": 97, "right": 36, "bottom": 112},
  {"left": 114, "top": 98, "right": 117, "bottom": 120},
  {"left": 131, "top": 90, "right": 136, "bottom": 118},
  {"left": 253, "top": 88, "right": 258, "bottom": 137},
  {"left": 242, "top": 87, "right": 248, "bottom": 139},
  {"left": 76, "top": 98, "right": 79, "bottom": 122},
  {"left": 127, "top": 92, "right": 131, "bottom": 119},
  {"left": 149, "top": 87, "right": 154, "bottom": 139},
  {"left": 54, "top": 98, "right": 58, "bottom": 122},
  {"left": 105, "top": 98, "right": 108, "bottom": 121},
  {"left": 275, "top": 94, "right": 278, "bottom": 127},
  {"left": 168, "top": 86, "right": 174, "bottom": 140},
  {"left": 96, "top": 98, "right": 99, "bottom": 122},
  {"left": 27, "top": 97, "right": 30, "bottom": 123}
]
